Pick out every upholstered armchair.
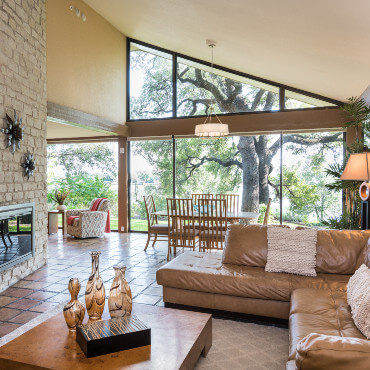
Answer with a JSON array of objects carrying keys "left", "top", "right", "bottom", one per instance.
[{"left": 66, "top": 198, "right": 110, "bottom": 238}]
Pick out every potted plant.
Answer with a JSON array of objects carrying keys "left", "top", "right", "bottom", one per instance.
[
  {"left": 324, "top": 97, "right": 370, "bottom": 229},
  {"left": 51, "top": 189, "right": 70, "bottom": 211}
]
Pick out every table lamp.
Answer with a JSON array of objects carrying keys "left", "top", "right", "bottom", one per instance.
[{"left": 340, "top": 152, "right": 370, "bottom": 200}]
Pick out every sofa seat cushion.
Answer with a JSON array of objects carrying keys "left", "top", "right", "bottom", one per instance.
[
  {"left": 157, "top": 251, "right": 292, "bottom": 301},
  {"left": 157, "top": 252, "right": 349, "bottom": 303},
  {"left": 289, "top": 288, "right": 365, "bottom": 360}
]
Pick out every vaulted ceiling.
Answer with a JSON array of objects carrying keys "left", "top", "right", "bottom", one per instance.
[{"left": 84, "top": 0, "right": 370, "bottom": 102}]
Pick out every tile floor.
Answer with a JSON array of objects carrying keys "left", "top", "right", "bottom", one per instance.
[{"left": 0, "top": 232, "right": 172, "bottom": 337}]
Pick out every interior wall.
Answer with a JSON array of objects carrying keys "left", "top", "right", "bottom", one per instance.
[{"left": 46, "top": 0, "right": 126, "bottom": 124}]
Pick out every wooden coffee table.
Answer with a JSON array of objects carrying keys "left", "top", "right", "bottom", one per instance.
[{"left": 0, "top": 304, "right": 212, "bottom": 369}]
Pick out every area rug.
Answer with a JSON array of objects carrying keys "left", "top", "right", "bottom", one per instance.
[{"left": 196, "top": 318, "right": 288, "bottom": 370}]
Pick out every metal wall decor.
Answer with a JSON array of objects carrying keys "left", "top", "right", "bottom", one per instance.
[
  {"left": 1, "top": 110, "right": 23, "bottom": 153},
  {"left": 21, "top": 152, "right": 35, "bottom": 179}
]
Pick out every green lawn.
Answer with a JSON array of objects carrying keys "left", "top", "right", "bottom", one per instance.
[{"left": 58, "top": 215, "right": 151, "bottom": 232}]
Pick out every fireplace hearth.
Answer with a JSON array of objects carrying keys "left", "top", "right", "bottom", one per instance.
[{"left": 0, "top": 203, "right": 35, "bottom": 273}]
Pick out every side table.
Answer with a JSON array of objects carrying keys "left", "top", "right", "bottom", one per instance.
[{"left": 48, "top": 210, "right": 67, "bottom": 236}]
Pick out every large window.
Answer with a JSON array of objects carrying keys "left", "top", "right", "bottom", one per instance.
[
  {"left": 284, "top": 90, "right": 336, "bottom": 110},
  {"left": 47, "top": 142, "right": 119, "bottom": 230},
  {"left": 129, "top": 43, "right": 173, "bottom": 120},
  {"left": 128, "top": 132, "right": 343, "bottom": 230},
  {"left": 128, "top": 39, "right": 340, "bottom": 121},
  {"left": 177, "top": 59, "right": 279, "bottom": 116},
  {"left": 129, "top": 139, "right": 173, "bottom": 231},
  {"left": 281, "top": 132, "right": 343, "bottom": 226}
]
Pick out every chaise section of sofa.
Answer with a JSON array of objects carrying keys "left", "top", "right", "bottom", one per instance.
[{"left": 289, "top": 288, "right": 370, "bottom": 369}]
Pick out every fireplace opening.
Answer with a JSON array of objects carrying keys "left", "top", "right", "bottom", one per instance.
[{"left": 0, "top": 203, "right": 34, "bottom": 273}]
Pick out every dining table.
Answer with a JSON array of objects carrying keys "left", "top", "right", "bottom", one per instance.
[{"left": 152, "top": 210, "right": 260, "bottom": 222}]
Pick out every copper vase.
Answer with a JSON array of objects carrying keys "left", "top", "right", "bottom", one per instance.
[
  {"left": 63, "top": 278, "right": 85, "bottom": 331},
  {"left": 85, "top": 251, "right": 105, "bottom": 321},
  {"left": 108, "top": 265, "right": 132, "bottom": 318}
]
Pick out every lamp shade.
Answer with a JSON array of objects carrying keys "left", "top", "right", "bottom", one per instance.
[
  {"left": 340, "top": 153, "right": 370, "bottom": 181},
  {"left": 194, "top": 123, "right": 229, "bottom": 137}
]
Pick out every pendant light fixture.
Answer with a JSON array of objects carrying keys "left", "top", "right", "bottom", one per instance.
[{"left": 195, "top": 40, "right": 229, "bottom": 138}]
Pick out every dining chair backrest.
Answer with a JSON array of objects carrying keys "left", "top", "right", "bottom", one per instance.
[
  {"left": 198, "top": 198, "right": 227, "bottom": 251},
  {"left": 263, "top": 198, "right": 272, "bottom": 226},
  {"left": 144, "top": 195, "right": 158, "bottom": 228},
  {"left": 215, "top": 194, "right": 239, "bottom": 213},
  {"left": 167, "top": 198, "right": 197, "bottom": 248},
  {"left": 192, "top": 194, "right": 213, "bottom": 206}
]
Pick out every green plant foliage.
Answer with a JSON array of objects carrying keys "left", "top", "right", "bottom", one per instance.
[
  {"left": 323, "top": 129, "right": 365, "bottom": 229},
  {"left": 48, "top": 175, "right": 117, "bottom": 212},
  {"left": 341, "top": 97, "right": 370, "bottom": 143},
  {"left": 50, "top": 189, "right": 70, "bottom": 205}
]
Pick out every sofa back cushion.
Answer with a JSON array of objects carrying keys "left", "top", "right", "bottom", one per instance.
[
  {"left": 223, "top": 225, "right": 370, "bottom": 274},
  {"left": 223, "top": 224, "right": 267, "bottom": 267},
  {"left": 316, "top": 230, "right": 370, "bottom": 274}
]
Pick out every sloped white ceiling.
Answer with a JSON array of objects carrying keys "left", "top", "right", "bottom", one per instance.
[{"left": 83, "top": 0, "right": 370, "bottom": 102}]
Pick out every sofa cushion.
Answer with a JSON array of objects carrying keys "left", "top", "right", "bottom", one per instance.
[
  {"left": 316, "top": 230, "right": 370, "bottom": 274},
  {"left": 222, "top": 224, "right": 267, "bottom": 267},
  {"left": 157, "top": 252, "right": 349, "bottom": 303},
  {"left": 295, "top": 333, "right": 370, "bottom": 370},
  {"left": 265, "top": 226, "right": 317, "bottom": 276},
  {"left": 347, "top": 264, "right": 370, "bottom": 339},
  {"left": 289, "top": 288, "right": 365, "bottom": 360}
]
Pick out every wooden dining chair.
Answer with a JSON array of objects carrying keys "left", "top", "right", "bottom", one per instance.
[
  {"left": 166, "top": 198, "right": 198, "bottom": 261},
  {"left": 215, "top": 194, "right": 239, "bottom": 213},
  {"left": 192, "top": 194, "right": 213, "bottom": 206},
  {"left": 263, "top": 198, "right": 272, "bottom": 226},
  {"left": 144, "top": 195, "right": 168, "bottom": 251},
  {"left": 198, "top": 198, "right": 227, "bottom": 251}
]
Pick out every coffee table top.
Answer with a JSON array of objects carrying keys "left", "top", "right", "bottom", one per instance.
[{"left": 0, "top": 304, "right": 212, "bottom": 369}]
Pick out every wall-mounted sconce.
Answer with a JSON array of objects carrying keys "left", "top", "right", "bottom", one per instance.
[{"left": 69, "top": 5, "right": 87, "bottom": 22}]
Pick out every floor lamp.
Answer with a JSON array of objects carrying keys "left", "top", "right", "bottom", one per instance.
[{"left": 340, "top": 152, "right": 370, "bottom": 229}]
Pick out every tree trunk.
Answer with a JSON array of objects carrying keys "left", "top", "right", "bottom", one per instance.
[
  {"left": 255, "top": 136, "right": 270, "bottom": 205},
  {"left": 237, "top": 137, "right": 259, "bottom": 212}
]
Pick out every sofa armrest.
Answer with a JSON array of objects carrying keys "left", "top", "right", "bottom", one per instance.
[
  {"left": 295, "top": 333, "right": 370, "bottom": 369},
  {"left": 66, "top": 209, "right": 88, "bottom": 217}
]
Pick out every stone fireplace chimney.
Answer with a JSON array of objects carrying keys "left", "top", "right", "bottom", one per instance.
[{"left": 0, "top": 0, "right": 47, "bottom": 292}]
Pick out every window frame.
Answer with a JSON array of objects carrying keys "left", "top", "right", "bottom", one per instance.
[{"left": 127, "top": 38, "right": 342, "bottom": 122}]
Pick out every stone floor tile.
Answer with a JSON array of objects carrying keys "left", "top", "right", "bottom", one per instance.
[
  {"left": 0, "top": 296, "right": 18, "bottom": 307},
  {"left": 9, "top": 310, "right": 40, "bottom": 324},
  {"left": 29, "top": 301, "right": 59, "bottom": 313},
  {"left": 0, "top": 307, "right": 23, "bottom": 321},
  {"left": 0, "top": 322, "right": 23, "bottom": 337},
  {"left": 2, "top": 288, "right": 34, "bottom": 298},
  {"left": 6, "top": 298, "right": 40, "bottom": 310}
]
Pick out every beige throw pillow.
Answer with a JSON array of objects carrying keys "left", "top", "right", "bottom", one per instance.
[
  {"left": 265, "top": 226, "right": 317, "bottom": 276},
  {"left": 347, "top": 264, "right": 370, "bottom": 339}
]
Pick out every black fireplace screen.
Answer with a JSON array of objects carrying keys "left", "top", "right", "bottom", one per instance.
[{"left": 0, "top": 204, "right": 34, "bottom": 271}]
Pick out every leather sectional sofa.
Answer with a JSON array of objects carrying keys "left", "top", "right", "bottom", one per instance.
[{"left": 156, "top": 225, "right": 370, "bottom": 369}]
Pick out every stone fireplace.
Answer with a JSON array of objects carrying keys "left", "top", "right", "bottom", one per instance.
[
  {"left": 0, "top": 0, "right": 47, "bottom": 292},
  {"left": 0, "top": 203, "right": 35, "bottom": 273}
]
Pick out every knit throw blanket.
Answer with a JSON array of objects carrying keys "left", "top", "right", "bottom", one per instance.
[{"left": 265, "top": 226, "right": 318, "bottom": 276}]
